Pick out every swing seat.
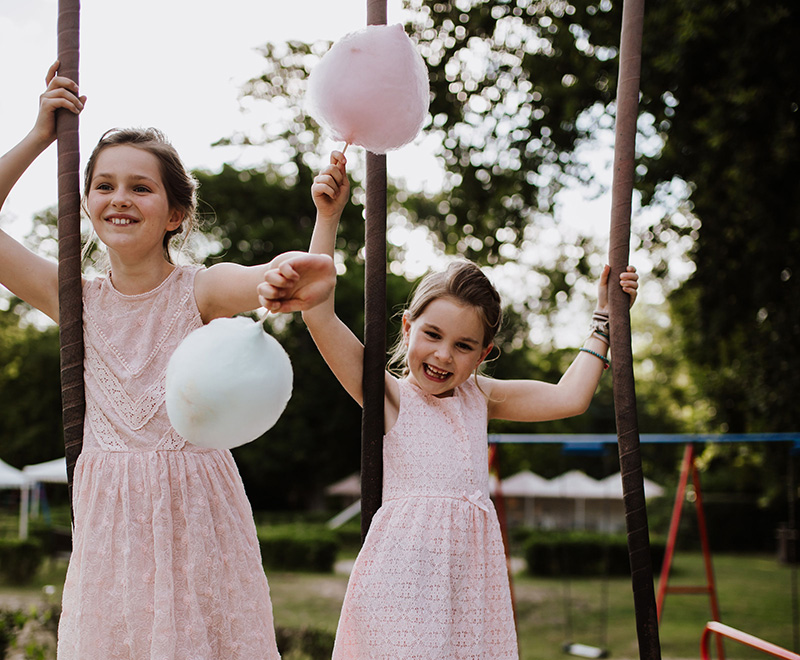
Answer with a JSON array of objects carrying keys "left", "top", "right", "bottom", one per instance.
[{"left": 563, "top": 642, "right": 609, "bottom": 658}]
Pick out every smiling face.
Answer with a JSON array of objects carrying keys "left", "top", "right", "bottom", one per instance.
[
  {"left": 86, "top": 144, "right": 183, "bottom": 262},
  {"left": 402, "top": 296, "right": 493, "bottom": 397}
]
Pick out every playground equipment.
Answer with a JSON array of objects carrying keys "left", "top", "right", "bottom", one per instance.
[
  {"left": 701, "top": 622, "right": 800, "bottom": 660},
  {"left": 490, "top": 433, "right": 800, "bottom": 658}
]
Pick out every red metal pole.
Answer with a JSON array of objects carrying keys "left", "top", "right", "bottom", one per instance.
[
  {"left": 701, "top": 622, "right": 800, "bottom": 660},
  {"left": 657, "top": 443, "right": 694, "bottom": 620}
]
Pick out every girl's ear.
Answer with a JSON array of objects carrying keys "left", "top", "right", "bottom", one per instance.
[
  {"left": 478, "top": 343, "right": 494, "bottom": 364},
  {"left": 167, "top": 209, "right": 184, "bottom": 232},
  {"left": 401, "top": 312, "right": 411, "bottom": 341}
]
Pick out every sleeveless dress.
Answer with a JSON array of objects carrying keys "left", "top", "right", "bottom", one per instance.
[
  {"left": 332, "top": 378, "right": 518, "bottom": 660},
  {"left": 57, "top": 266, "right": 281, "bottom": 660}
]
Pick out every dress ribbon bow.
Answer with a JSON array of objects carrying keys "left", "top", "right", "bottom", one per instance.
[{"left": 463, "top": 489, "right": 490, "bottom": 512}]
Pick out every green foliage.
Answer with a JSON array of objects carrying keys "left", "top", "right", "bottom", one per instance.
[
  {"left": 257, "top": 524, "right": 339, "bottom": 573},
  {"left": 0, "top": 306, "right": 63, "bottom": 472},
  {"left": 0, "top": 537, "right": 44, "bottom": 585},
  {"left": 639, "top": 1, "right": 800, "bottom": 433},
  {"left": 0, "top": 605, "right": 60, "bottom": 660},
  {"left": 275, "top": 625, "right": 335, "bottom": 660},
  {"left": 407, "top": 0, "right": 800, "bottom": 432},
  {"left": 522, "top": 529, "right": 666, "bottom": 576}
]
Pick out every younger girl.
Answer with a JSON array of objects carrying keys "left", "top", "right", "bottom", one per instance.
[
  {"left": 260, "top": 153, "right": 638, "bottom": 659},
  {"left": 0, "top": 63, "right": 332, "bottom": 659}
]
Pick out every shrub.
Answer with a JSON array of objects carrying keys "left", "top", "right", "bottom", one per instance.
[
  {"left": 0, "top": 605, "right": 60, "bottom": 659},
  {"left": 258, "top": 525, "right": 339, "bottom": 573},
  {"left": 275, "top": 625, "right": 335, "bottom": 660},
  {"left": 523, "top": 530, "right": 665, "bottom": 577},
  {"left": 0, "top": 537, "right": 44, "bottom": 584}
]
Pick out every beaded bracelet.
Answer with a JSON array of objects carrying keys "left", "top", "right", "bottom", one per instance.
[{"left": 579, "top": 347, "right": 610, "bottom": 370}]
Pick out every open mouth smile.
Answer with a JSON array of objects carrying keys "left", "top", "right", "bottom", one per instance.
[
  {"left": 106, "top": 216, "right": 138, "bottom": 226},
  {"left": 423, "top": 363, "right": 451, "bottom": 382}
]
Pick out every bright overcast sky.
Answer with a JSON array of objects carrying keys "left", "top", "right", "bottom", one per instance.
[{"left": 0, "top": 0, "right": 438, "bottom": 236}]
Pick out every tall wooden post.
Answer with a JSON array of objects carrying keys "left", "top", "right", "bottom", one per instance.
[
  {"left": 360, "top": 0, "right": 388, "bottom": 541},
  {"left": 56, "top": 0, "right": 84, "bottom": 519},
  {"left": 607, "top": 0, "right": 662, "bottom": 658}
]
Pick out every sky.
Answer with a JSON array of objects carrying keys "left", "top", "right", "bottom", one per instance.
[{"left": 0, "top": 0, "right": 438, "bottom": 237}]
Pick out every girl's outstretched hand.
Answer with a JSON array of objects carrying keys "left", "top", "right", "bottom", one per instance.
[
  {"left": 33, "top": 61, "right": 86, "bottom": 145},
  {"left": 312, "top": 151, "right": 349, "bottom": 220},
  {"left": 258, "top": 252, "right": 336, "bottom": 313},
  {"left": 596, "top": 265, "right": 639, "bottom": 312}
]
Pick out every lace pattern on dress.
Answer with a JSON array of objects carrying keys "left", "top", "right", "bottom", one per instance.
[
  {"left": 85, "top": 342, "right": 164, "bottom": 431},
  {"left": 85, "top": 397, "right": 128, "bottom": 452}
]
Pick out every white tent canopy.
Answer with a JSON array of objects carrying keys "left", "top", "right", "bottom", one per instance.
[
  {"left": 0, "top": 458, "right": 28, "bottom": 488},
  {"left": 0, "top": 458, "right": 31, "bottom": 539},
  {"left": 23, "top": 457, "right": 68, "bottom": 484},
  {"left": 598, "top": 472, "right": 665, "bottom": 499},
  {"left": 499, "top": 469, "right": 665, "bottom": 532},
  {"left": 498, "top": 470, "right": 550, "bottom": 497}
]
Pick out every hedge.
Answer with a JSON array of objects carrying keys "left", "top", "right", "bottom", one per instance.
[
  {"left": 275, "top": 625, "right": 335, "bottom": 660},
  {"left": 523, "top": 530, "right": 666, "bottom": 577},
  {"left": 0, "top": 537, "right": 44, "bottom": 584},
  {"left": 257, "top": 525, "right": 339, "bottom": 573}
]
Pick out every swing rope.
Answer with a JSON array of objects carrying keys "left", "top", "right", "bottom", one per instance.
[
  {"left": 606, "top": 0, "right": 662, "bottom": 658},
  {"left": 360, "top": 0, "right": 388, "bottom": 541},
  {"left": 56, "top": 0, "right": 85, "bottom": 521}
]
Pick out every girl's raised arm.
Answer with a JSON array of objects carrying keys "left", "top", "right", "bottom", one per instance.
[
  {"left": 0, "top": 62, "right": 86, "bottom": 323},
  {"left": 484, "top": 265, "right": 638, "bottom": 422},
  {"left": 298, "top": 152, "right": 380, "bottom": 407}
]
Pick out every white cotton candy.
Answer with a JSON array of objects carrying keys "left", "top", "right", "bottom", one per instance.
[
  {"left": 306, "top": 23, "right": 430, "bottom": 154},
  {"left": 165, "top": 316, "right": 293, "bottom": 450}
]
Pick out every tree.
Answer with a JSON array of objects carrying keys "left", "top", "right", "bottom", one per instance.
[
  {"left": 0, "top": 301, "right": 64, "bottom": 470},
  {"left": 409, "top": 0, "right": 799, "bottom": 431},
  {"left": 637, "top": 0, "right": 800, "bottom": 432}
]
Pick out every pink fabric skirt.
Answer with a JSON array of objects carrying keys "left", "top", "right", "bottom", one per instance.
[
  {"left": 332, "top": 495, "right": 518, "bottom": 660},
  {"left": 57, "top": 449, "right": 280, "bottom": 660}
]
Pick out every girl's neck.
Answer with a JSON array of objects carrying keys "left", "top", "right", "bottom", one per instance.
[{"left": 108, "top": 254, "right": 176, "bottom": 295}]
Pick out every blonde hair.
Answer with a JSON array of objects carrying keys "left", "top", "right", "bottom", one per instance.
[
  {"left": 388, "top": 260, "right": 502, "bottom": 377},
  {"left": 83, "top": 127, "right": 199, "bottom": 264}
]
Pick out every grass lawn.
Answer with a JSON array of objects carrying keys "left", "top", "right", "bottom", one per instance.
[
  {"left": 511, "top": 551, "right": 798, "bottom": 660},
  {"left": 1, "top": 551, "right": 796, "bottom": 659}
]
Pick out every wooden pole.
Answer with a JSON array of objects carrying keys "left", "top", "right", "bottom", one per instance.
[
  {"left": 606, "top": 0, "right": 662, "bottom": 658},
  {"left": 56, "top": 0, "right": 84, "bottom": 519},
  {"left": 360, "top": 0, "right": 388, "bottom": 541}
]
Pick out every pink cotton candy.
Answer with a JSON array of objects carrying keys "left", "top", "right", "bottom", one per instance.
[{"left": 306, "top": 23, "right": 430, "bottom": 154}]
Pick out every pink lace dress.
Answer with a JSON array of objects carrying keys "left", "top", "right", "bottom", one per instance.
[
  {"left": 57, "top": 266, "right": 280, "bottom": 660},
  {"left": 332, "top": 378, "right": 518, "bottom": 660}
]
